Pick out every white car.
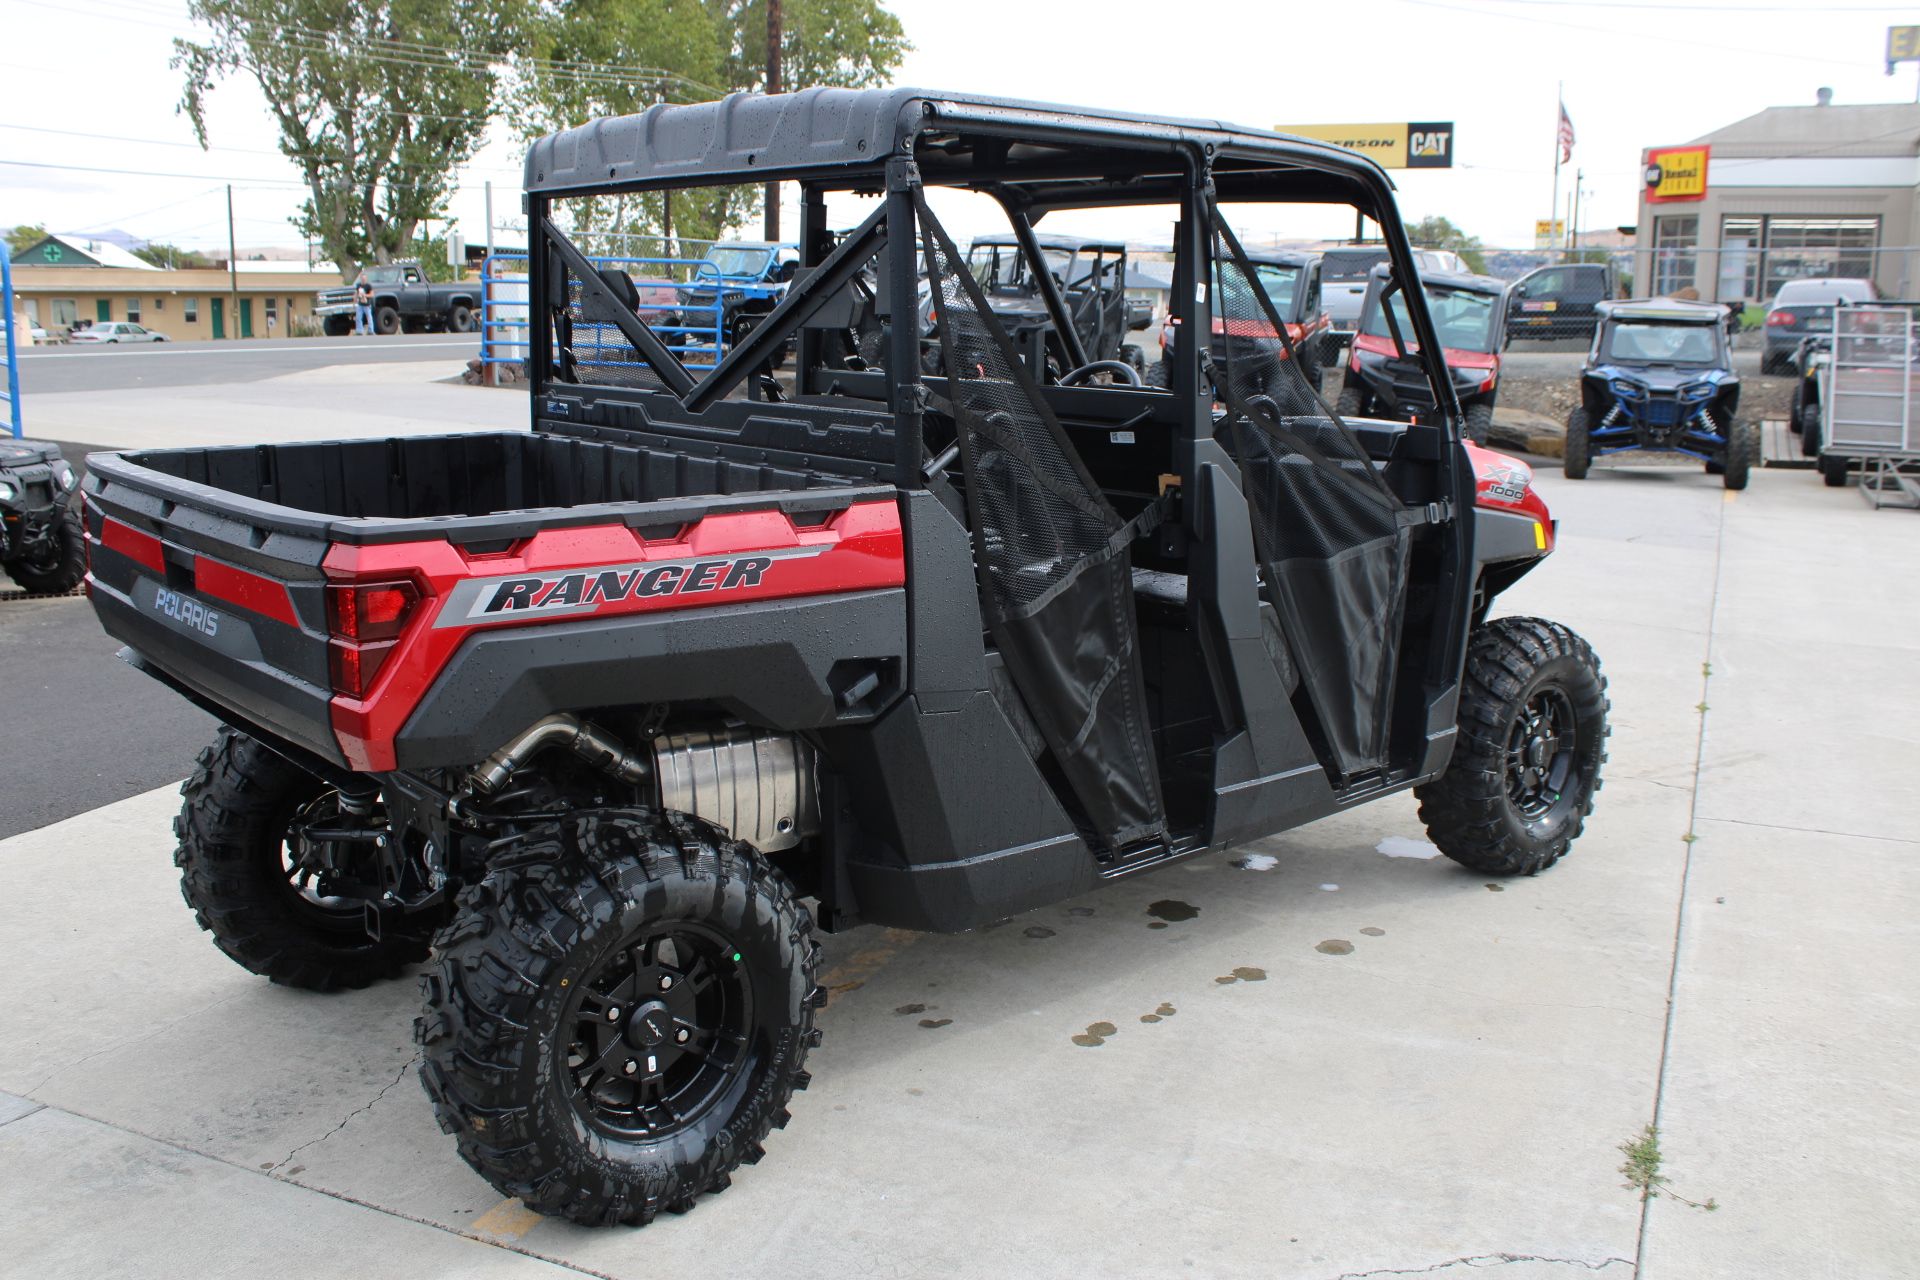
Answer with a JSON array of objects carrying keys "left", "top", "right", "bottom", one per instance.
[{"left": 69, "top": 321, "right": 168, "bottom": 344}]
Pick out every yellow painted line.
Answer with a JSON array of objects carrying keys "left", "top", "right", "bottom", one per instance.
[
  {"left": 817, "top": 927, "right": 918, "bottom": 996},
  {"left": 469, "top": 1197, "right": 546, "bottom": 1241},
  {"left": 1724, "top": 488, "right": 1738, "bottom": 504}
]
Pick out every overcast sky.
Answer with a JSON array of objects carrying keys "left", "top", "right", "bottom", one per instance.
[{"left": 3, "top": 0, "right": 1916, "bottom": 259}]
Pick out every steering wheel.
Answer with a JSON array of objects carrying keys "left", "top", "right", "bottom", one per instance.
[{"left": 1058, "top": 359, "right": 1142, "bottom": 388}]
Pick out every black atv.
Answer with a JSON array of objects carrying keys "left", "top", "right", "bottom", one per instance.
[
  {"left": 84, "top": 87, "right": 1609, "bottom": 1229},
  {"left": 0, "top": 438, "right": 85, "bottom": 593},
  {"left": 1338, "top": 263, "right": 1508, "bottom": 444},
  {"left": 1564, "top": 298, "right": 1756, "bottom": 489},
  {"left": 962, "top": 233, "right": 1150, "bottom": 383}
]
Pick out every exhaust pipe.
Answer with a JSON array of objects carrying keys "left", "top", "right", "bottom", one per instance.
[{"left": 460, "top": 717, "right": 818, "bottom": 852}]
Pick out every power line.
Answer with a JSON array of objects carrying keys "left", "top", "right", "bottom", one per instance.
[{"left": 0, "top": 121, "right": 528, "bottom": 176}]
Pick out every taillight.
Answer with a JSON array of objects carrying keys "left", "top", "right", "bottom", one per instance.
[
  {"left": 326, "top": 579, "right": 420, "bottom": 698},
  {"left": 1767, "top": 311, "right": 1796, "bottom": 327}
]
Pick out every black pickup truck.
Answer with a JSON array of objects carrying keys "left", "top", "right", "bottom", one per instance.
[
  {"left": 85, "top": 87, "right": 1606, "bottom": 1229},
  {"left": 316, "top": 260, "right": 479, "bottom": 335}
]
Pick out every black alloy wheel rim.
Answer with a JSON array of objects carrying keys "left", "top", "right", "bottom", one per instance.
[
  {"left": 562, "top": 926, "right": 756, "bottom": 1140},
  {"left": 278, "top": 790, "right": 384, "bottom": 932},
  {"left": 1506, "top": 686, "right": 1580, "bottom": 825}
]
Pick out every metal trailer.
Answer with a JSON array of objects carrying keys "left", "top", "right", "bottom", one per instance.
[{"left": 1823, "top": 303, "right": 1920, "bottom": 508}]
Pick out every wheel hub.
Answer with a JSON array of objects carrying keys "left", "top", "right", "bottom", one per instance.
[
  {"left": 625, "top": 999, "right": 673, "bottom": 1049},
  {"left": 1506, "top": 689, "right": 1578, "bottom": 823}
]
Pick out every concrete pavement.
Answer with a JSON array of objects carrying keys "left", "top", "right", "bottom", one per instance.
[
  {"left": 4, "top": 425, "right": 1916, "bottom": 1276},
  {"left": 16, "top": 334, "right": 482, "bottom": 395}
]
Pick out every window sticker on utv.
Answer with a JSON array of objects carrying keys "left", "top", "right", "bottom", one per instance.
[{"left": 436, "top": 545, "right": 830, "bottom": 626}]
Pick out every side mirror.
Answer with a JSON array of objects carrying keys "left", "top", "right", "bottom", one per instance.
[{"left": 1514, "top": 284, "right": 1529, "bottom": 298}]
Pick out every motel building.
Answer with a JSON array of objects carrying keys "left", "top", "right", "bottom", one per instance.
[
  {"left": 1633, "top": 92, "right": 1920, "bottom": 309},
  {"left": 9, "top": 234, "right": 339, "bottom": 342}
]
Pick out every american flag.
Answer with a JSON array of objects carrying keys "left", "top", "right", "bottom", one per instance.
[{"left": 1557, "top": 101, "right": 1576, "bottom": 164}]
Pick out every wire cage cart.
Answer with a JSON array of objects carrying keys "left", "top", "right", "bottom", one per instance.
[{"left": 1823, "top": 303, "right": 1920, "bottom": 508}]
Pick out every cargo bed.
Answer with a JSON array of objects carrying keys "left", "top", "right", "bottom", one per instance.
[{"left": 83, "top": 431, "right": 902, "bottom": 771}]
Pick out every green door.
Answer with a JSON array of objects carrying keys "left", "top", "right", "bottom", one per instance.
[
  {"left": 239, "top": 298, "right": 254, "bottom": 338},
  {"left": 95, "top": 299, "right": 112, "bottom": 323},
  {"left": 211, "top": 297, "right": 225, "bottom": 339}
]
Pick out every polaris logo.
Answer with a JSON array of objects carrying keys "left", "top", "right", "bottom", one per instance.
[
  {"left": 152, "top": 587, "right": 221, "bottom": 637},
  {"left": 438, "top": 546, "right": 829, "bottom": 627}
]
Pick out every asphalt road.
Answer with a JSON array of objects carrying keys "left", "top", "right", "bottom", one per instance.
[
  {"left": 16, "top": 334, "right": 480, "bottom": 394},
  {"left": 0, "top": 596, "right": 212, "bottom": 840}
]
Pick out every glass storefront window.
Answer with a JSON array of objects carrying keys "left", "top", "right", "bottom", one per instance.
[
  {"left": 1719, "top": 217, "right": 1762, "bottom": 301},
  {"left": 1762, "top": 217, "right": 1878, "bottom": 298}
]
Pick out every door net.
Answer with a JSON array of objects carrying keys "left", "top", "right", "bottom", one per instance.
[
  {"left": 1207, "top": 204, "right": 1411, "bottom": 779},
  {"left": 914, "top": 190, "right": 1166, "bottom": 851}
]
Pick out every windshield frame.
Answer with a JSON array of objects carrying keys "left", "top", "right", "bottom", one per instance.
[
  {"left": 706, "top": 245, "right": 777, "bottom": 278},
  {"left": 1601, "top": 318, "right": 1725, "bottom": 367}
]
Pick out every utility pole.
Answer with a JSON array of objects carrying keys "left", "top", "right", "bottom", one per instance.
[
  {"left": 226, "top": 184, "right": 239, "bottom": 341},
  {"left": 762, "top": 0, "right": 782, "bottom": 242}
]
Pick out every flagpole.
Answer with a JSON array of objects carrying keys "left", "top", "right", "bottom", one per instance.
[{"left": 1551, "top": 81, "right": 1563, "bottom": 262}]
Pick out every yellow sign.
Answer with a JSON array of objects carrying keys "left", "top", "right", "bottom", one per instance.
[
  {"left": 1644, "top": 145, "right": 1710, "bottom": 203},
  {"left": 1890, "top": 25, "right": 1920, "bottom": 68},
  {"left": 1534, "top": 220, "right": 1565, "bottom": 249},
  {"left": 1278, "top": 122, "right": 1455, "bottom": 170}
]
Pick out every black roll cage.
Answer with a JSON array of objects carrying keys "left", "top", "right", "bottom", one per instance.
[{"left": 527, "top": 105, "right": 1466, "bottom": 492}]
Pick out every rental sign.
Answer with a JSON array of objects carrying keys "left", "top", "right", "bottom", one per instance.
[
  {"left": 1279, "top": 122, "right": 1455, "bottom": 169},
  {"left": 1643, "top": 145, "right": 1710, "bottom": 203}
]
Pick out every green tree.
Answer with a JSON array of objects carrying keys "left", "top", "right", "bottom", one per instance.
[
  {"left": 132, "top": 242, "right": 215, "bottom": 269},
  {"left": 176, "top": 0, "right": 528, "bottom": 282},
  {"left": 513, "top": 0, "right": 908, "bottom": 249},
  {"left": 5, "top": 224, "right": 48, "bottom": 256},
  {"left": 1406, "top": 215, "right": 1487, "bottom": 274}
]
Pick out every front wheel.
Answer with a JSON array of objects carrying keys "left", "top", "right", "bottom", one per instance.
[
  {"left": 1563, "top": 406, "right": 1591, "bottom": 480},
  {"left": 1335, "top": 385, "right": 1366, "bottom": 419},
  {"left": 374, "top": 305, "right": 401, "bottom": 336},
  {"left": 1464, "top": 401, "right": 1494, "bottom": 445},
  {"left": 1820, "top": 454, "right": 1850, "bottom": 487},
  {"left": 1722, "top": 418, "right": 1756, "bottom": 490},
  {"left": 1416, "top": 617, "right": 1609, "bottom": 876},
  {"left": 175, "top": 728, "right": 432, "bottom": 989},
  {"left": 5, "top": 498, "right": 85, "bottom": 593},
  {"left": 1799, "top": 402, "right": 1823, "bottom": 457},
  {"left": 417, "top": 811, "right": 823, "bottom": 1227}
]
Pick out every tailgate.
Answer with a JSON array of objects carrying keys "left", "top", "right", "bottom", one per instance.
[{"left": 82, "top": 454, "right": 344, "bottom": 766}]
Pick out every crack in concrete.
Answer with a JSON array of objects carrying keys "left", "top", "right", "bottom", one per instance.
[
  {"left": 271, "top": 1052, "right": 418, "bottom": 1174},
  {"left": 1328, "top": 1253, "right": 1634, "bottom": 1278},
  {"left": 1698, "top": 815, "right": 1919, "bottom": 847}
]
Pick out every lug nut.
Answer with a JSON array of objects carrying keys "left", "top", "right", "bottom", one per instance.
[
  {"left": 674, "top": 1028, "right": 690, "bottom": 1044},
  {"left": 606, "top": 1007, "right": 621, "bottom": 1022},
  {"left": 623, "top": 1060, "right": 637, "bottom": 1075},
  {"left": 659, "top": 975, "right": 673, "bottom": 991}
]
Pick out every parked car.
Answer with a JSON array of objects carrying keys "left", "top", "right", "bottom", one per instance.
[
  {"left": 1149, "top": 248, "right": 1327, "bottom": 389},
  {"left": 82, "top": 86, "right": 1606, "bottom": 1229},
  {"left": 1323, "top": 247, "right": 1461, "bottom": 347},
  {"left": 1762, "top": 277, "right": 1878, "bottom": 374},
  {"left": 1339, "top": 263, "right": 1508, "bottom": 442},
  {"left": 1565, "top": 297, "right": 1754, "bottom": 488},
  {"left": 1506, "top": 262, "right": 1613, "bottom": 343},
  {"left": 68, "top": 321, "right": 167, "bottom": 344},
  {"left": 316, "top": 260, "right": 479, "bottom": 336}
]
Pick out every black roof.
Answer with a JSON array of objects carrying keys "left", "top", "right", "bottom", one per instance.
[
  {"left": 1596, "top": 298, "right": 1727, "bottom": 324},
  {"left": 1367, "top": 261, "right": 1507, "bottom": 297},
  {"left": 523, "top": 87, "right": 1393, "bottom": 206}
]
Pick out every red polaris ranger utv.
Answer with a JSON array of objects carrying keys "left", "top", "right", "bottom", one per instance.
[{"left": 82, "top": 88, "right": 1607, "bottom": 1227}]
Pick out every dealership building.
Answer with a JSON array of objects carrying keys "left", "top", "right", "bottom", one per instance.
[{"left": 1633, "top": 94, "right": 1920, "bottom": 306}]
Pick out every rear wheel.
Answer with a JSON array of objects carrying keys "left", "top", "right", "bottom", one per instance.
[
  {"left": 175, "top": 728, "right": 431, "bottom": 990},
  {"left": 1464, "top": 402, "right": 1494, "bottom": 445},
  {"left": 1562, "top": 407, "right": 1591, "bottom": 480},
  {"left": 5, "top": 498, "right": 85, "bottom": 593},
  {"left": 1417, "top": 618, "right": 1608, "bottom": 876},
  {"left": 417, "top": 811, "right": 822, "bottom": 1227},
  {"left": 1799, "top": 402, "right": 1823, "bottom": 457},
  {"left": 1145, "top": 358, "right": 1171, "bottom": 390},
  {"left": 1722, "top": 418, "right": 1756, "bottom": 490},
  {"left": 447, "top": 303, "right": 475, "bottom": 333},
  {"left": 1820, "top": 454, "right": 1850, "bottom": 487}
]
